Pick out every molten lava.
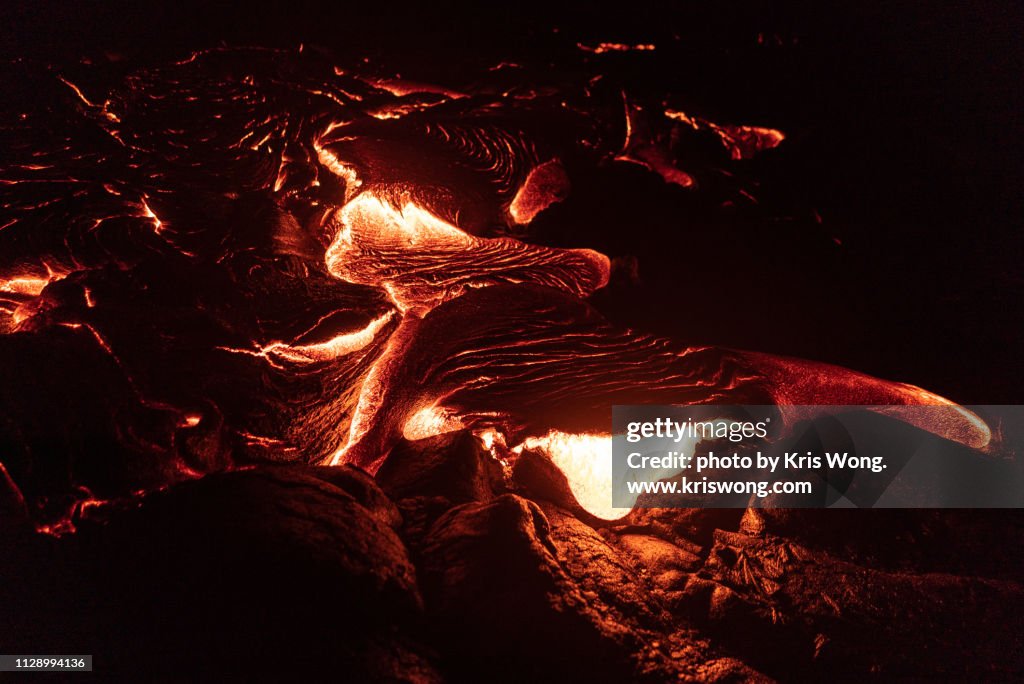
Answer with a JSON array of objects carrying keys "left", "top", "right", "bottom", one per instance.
[
  {"left": 0, "top": 45, "right": 997, "bottom": 526},
  {"left": 323, "top": 192, "right": 609, "bottom": 313},
  {"left": 517, "top": 430, "right": 631, "bottom": 521}
]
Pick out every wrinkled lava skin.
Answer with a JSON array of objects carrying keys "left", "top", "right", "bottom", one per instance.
[
  {"left": 0, "top": 48, "right": 992, "bottom": 523},
  {"left": 337, "top": 284, "right": 988, "bottom": 473},
  {"left": 0, "top": 33, "right": 1022, "bottom": 682}
]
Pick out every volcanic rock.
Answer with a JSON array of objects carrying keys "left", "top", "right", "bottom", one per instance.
[
  {"left": 0, "top": 465, "right": 439, "bottom": 681},
  {"left": 685, "top": 528, "right": 1024, "bottom": 679},
  {"left": 616, "top": 533, "right": 703, "bottom": 591},
  {"left": 418, "top": 493, "right": 762, "bottom": 682},
  {"left": 376, "top": 431, "right": 504, "bottom": 505}
]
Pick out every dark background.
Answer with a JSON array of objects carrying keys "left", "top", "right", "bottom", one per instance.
[{"left": 2, "top": 0, "right": 1021, "bottom": 402}]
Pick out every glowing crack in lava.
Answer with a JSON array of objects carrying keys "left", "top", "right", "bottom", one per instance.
[
  {"left": 221, "top": 310, "right": 395, "bottom": 364},
  {"left": 0, "top": 46, "right": 995, "bottom": 528}
]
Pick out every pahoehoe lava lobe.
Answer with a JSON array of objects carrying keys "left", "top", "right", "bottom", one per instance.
[
  {"left": 337, "top": 284, "right": 990, "bottom": 474},
  {"left": 323, "top": 193, "right": 609, "bottom": 313},
  {"left": 316, "top": 114, "right": 563, "bottom": 233}
]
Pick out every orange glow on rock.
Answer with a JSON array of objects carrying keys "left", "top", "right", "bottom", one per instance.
[
  {"left": 359, "top": 76, "right": 467, "bottom": 99},
  {"left": 139, "top": 197, "right": 164, "bottom": 234},
  {"left": 665, "top": 109, "right": 785, "bottom": 160},
  {"left": 578, "top": 42, "right": 656, "bottom": 54},
  {"left": 618, "top": 101, "right": 695, "bottom": 188}
]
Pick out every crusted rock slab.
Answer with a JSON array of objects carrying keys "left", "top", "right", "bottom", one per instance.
[
  {"left": 0, "top": 466, "right": 440, "bottom": 681},
  {"left": 418, "top": 493, "right": 766, "bottom": 682},
  {"left": 684, "top": 529, "right": 1024, "bottom": 679}
]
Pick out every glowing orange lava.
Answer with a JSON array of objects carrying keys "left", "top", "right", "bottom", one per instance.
[
  {"left": 578, "top": 42, "right": 657, "bottom": 54},
  {"left": 223, "top": 311, "right": 396, "bottom": 365},
  {"left": 0, "top": 50, "right": 998, "bottom": 531},
  {"left": 323, "top": 192, "right": 609, "bottom": 313},
  {"left": 509, "top": 159, "right": 570, "bottom": 224},
  {"left": 664, "top": 109, "right": 785, "bottom": 160},
  {"left": 0, "top": 276, "right": 54, "bottom": 297}
]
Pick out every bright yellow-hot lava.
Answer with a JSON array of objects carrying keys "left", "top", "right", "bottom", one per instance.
[
  {"left": 0, "top": 264, "right": 70, "bottom": 303},
  {"left": 327, "top": 193, "right": 473, "bottom": 257},
  {"left": 517, "top": 430, "right": 632, "bottom": 521},
  {"left": 402, "top": 405, "right": 464, "bottom": 441},
  {"left": 0, "top": 277, "right": 54, "bottom": 297},
  {"left": 475, "top": 428, "right": 503, "bottom": 453}
]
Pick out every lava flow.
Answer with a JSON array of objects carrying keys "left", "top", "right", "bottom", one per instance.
[
  {"left": 0, "top": 10, "right": 1020, "bottom": 677},
  {"left": 0, "top": 46, "right": 993, "bottom": 529}
]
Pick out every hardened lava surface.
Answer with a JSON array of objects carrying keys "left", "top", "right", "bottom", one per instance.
[{"left": 0, "top": 45, "right": 1022, "bottom": 681}]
